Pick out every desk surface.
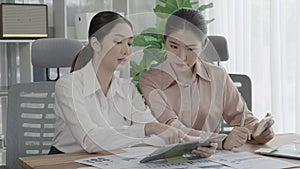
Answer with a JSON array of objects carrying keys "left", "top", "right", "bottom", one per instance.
[{"left": 19, "top": 133, "right": 300, "bottom": 169}]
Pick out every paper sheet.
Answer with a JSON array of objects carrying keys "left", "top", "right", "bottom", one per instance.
[
  {"left": 75, "top": 155, "right": 232, "bottom": 169},
  {"left": 210, "top": 150, "right": 299, "bottom": 169},
  {"left": 75, "top": 150, "right": 229, "bottom": 169},
  {"left": 75, "top": 146, "right": 299, "bottom": 169}
]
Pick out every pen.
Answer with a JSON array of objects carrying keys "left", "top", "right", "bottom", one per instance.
[{"left": 240, "top": 103, "right": 247, "bottom": 127}]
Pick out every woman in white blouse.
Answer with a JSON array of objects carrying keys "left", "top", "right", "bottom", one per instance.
[{"left": 50, "top": 11, "right": 217, "bottom": 157}]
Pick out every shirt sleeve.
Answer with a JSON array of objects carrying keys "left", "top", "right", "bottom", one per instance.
[
  {"left": 222, "top": 70, "right": 259, "bottom": 130},
  {"left": 55, "top": 77, "right": 148, "bottom": 153},
  {"left": 140, "top": 73, "right": 178, "bottom": 125}
]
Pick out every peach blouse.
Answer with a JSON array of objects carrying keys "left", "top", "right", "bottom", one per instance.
[{"left": 140, "top": 58, "right": 258, "bottom": 137}]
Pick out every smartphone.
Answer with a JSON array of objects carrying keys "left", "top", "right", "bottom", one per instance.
[{"left": 253, "top": 116, "right": 272, "bottom": 137}]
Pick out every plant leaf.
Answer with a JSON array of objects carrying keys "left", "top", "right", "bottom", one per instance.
[
  {"left": 143, "top": 48, "right": 167, "bottom": 66},
  {"left": 206, "top": 18, "right": 215, "bottom": 24},
  {"left": 157, "top": 19, "right": 167, "bottom": 34},
  {"left": 198, "top": 2, "right": 213, "bottom": 12},
  {"left": 153, "top": 5, "right": 172, "bottom": 18},
  {"left": 130, "top": 60, "right": 143, "bottom": 77},
  {"left": 154, "top": 0, "right": 192, "bottom": 18},
  {"left": 141, "top": 29, "right": 163, "bottom": 42},
  {"left": 141, "top": 27, "right": 159, "bottom": 34},
  {"left": 140, "top": 54, "right": 153, "bottom": 69},
  {"left": 135, "top": 83, "right": 142, "bottom": 95},
  {"left": 159, "top": 0, "right": 167, "bottom": 3},
  {"left": 166, "top": 0, "right": 192, "bottom": 11},
  {"left": 130, "top": 60, "right": 140, "bottom": 73},
  {"left": 133, "top": 35, "right": 148, "bottom": 47}
]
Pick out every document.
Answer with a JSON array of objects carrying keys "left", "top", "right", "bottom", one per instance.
[
  {"left": 75, "top": 146, "right": 299, "bottom": 169},
  {"left": 210, "top": 150, "right": 299, "bottom": 169},
  {"left": 75, "top": 146, "right": 229, "bottom": 169},
  {"left": 75, "top": 154, "right": 231, "bottom": 169}
]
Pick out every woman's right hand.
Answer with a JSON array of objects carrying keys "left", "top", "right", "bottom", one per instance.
[
  {"left": 145, "top": 122, "right": 189, "bottom": 144},
  {"left": 191, "top": 143, "right": 217, "bottom": 158},
  {"left": 223, "top": 127, "right": 250, "bottom": 150}
]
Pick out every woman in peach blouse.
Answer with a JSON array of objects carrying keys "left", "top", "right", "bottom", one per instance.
[{"left": 140, "top": 8, "right": 274, "bottom": 150}]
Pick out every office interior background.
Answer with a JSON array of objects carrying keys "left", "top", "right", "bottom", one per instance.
[{"left": 0, "top": 0, "right": 299, "bottom": 149}]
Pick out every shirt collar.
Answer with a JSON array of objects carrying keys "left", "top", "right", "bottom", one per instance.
[
  {"left": 107, "top": 74, "right": 126, "bottom": 99},
  {"left": 81, "top": 61, "right": 126, "bottom": 98},
  {"left": 195, "top": 59, "right": 211, "bottom": 82},
  {"left": 153, "top": 58, "right": 211, "bottom": 84}
]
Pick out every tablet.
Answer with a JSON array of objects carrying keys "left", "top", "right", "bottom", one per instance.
[
  {"left": 256, "top": 139, "right": 300, "bottom": 160},
  {"left": 140, "top": 134, "right": 227, "bottom": 163}
]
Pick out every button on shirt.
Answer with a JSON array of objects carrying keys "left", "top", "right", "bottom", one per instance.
[{"left": 53, "top": 61, "right": 163, "bottom": 153}]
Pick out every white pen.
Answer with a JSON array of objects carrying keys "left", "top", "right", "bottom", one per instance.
[{"left": 240, "top": 102, "right": 247, "bottom": 127}]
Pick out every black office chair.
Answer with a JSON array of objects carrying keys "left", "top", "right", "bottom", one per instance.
[{"left": 205, "top": 35, "right": 252, "bottom": 134}]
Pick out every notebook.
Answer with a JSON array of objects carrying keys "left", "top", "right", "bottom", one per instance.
[{"left": 256, "top": 139, "right": 300, "bottom": 160}]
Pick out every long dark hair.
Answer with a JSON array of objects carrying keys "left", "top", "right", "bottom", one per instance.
[{"left": 70, "top": 11, "right": 132, "bottom": 72}]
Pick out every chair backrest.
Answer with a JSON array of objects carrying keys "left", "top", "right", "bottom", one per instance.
[
  {"left": 229, "top": 74, "right": 252, "bottom": 111},
  {"left": 31, "top": 38, "right": 83, "bottom": 81},
  {"left": 206, "top": 36, "right": 252, "bottom": 133},
  {"left": 6, "top": 82, "right": 55, "bottom": 169},
  {"left": 203, "top": 35, "right": 229, "bottom": 63}
]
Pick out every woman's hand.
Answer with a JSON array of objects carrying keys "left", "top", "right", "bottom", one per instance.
[
  {"left": 252, "top": 113, "right": 275, "bottom": 144},
  {"left": 191, "top": 143, "right": 217, "bottom": 158},
  {"left": 223, "top": 127, "right": 250, "bottom": 150},
  {"left": 145, "top": 122, "right": 189, "bottom": 144}
]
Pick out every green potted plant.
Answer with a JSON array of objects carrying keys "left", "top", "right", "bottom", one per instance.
[{"left": 131, "top": 0, "right": 214, "bottom": 93}]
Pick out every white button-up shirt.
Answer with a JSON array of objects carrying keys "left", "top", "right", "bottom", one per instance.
[{"left": 53, "top": 61, "right": 163, "bottom": 153}]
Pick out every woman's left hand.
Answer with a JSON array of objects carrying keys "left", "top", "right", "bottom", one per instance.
[
  {"left": 191, "top": 143, "right": 217, "bottom": 158},
  {"left": 252, "top": 113, "right": 275, "bottom": 144}
]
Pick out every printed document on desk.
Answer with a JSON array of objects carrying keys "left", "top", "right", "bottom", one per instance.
[
  {"left": 75, "top": 146, "right": 230, "bottom": 169},
  {"left": 75, "top": 146, "right": 298, "bottom": 169},
  {"left": 210, "top": 150, "right": 299, "bottom": 169},
  {"left": 75, "top": 154, "right": 231, "bottom": 169}
]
